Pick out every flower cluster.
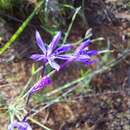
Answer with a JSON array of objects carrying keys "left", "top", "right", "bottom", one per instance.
[
  {"left": 31, "top": 31, "right": 97, "bottom": 71},
  {"left": 8, "top": 30, "right": 98, "bottom": 130},
  {"left": 30, "top": 31, "right": 97, "bottom": 95}
]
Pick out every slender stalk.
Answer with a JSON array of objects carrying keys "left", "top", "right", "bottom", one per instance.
[
  {"left": 63, "top": 7, "right": 81, "bottom": 43},
  {"left": 28, "top": 117, "right": 52, "bottom": 130}
]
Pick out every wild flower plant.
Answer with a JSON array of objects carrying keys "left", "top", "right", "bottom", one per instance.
[
  {"left": 7, "top": 30, "right": 98, "bottom": 130},
  {"left": 31, "top": 31, "right": 97, "bottom": 71}
]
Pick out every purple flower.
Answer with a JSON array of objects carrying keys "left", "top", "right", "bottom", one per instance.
[
  {"left": 30, "top": 76, "right": 52, "bottom": 95},
  {"left": 8, "top": 121, "right": 32, "bottom": 130},
  {"left": 53, "top": 39, "right": 98, "bottom": 66},
  {"left": 73, "top": 39, "right": 98, "bottom": 65},
  {"left": 30, "top": 31, "right": 72, "bottom": 71}
]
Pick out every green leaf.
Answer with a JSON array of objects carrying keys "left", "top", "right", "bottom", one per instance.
[
  {"left": 63, "top": 6, "right": 81, "bottom": 43},
  {"left": 0, "top": 1, "right": 44, "bottom": 55}
]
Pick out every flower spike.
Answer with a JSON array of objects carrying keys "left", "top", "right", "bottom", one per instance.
[{"left": 30, "top": 76, "right": 52, "bottom": 95}]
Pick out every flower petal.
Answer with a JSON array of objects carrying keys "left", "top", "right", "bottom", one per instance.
[
  {"left": 56, "top": 54, "right": 74, "bottom": 60},
  {"left": 76, "top": 54, "right": 90, "bottom": 60},
  {"left": 74, "top": 55, "right": 91, "bottom": 63},
  {"left": 82, "top": 59, "right": 98, "bottom": 65},
  {"left": 48, "top": 59, "right": 60, "bottom": 71},
  {"left": 47, "top": 31, "right": 61, "bottom": 55},
  {"left": 30, "top": 54, "right": 46, "bottom": 61},
  {"left": 54, "top": 44, "right": 72, "bottom": 54},
  {"left": 86, "top": 50, "right": 97, "bottom": 56},
  {"left": 74, "top": 39, "right": 91, "bottom": 55},
  {"left": 36, "top": 31, "right": 46, "bottom": 54}
]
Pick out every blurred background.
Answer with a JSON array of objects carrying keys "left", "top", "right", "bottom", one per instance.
[{"left": 0, "top": 0, "right": 130, "bottom": 130}]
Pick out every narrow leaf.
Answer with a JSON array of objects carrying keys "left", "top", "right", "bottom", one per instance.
[{"left": 0, "top": 1, "right": 43, "bottom": 55}]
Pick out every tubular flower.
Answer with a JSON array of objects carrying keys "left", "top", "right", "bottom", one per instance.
[
  {"left": 30, "top": 31, "right": 72, "bottom": 71},
  {"left": 73, "top": 39, "right": 98, "bottom": 65},
  {"left": 8, "top": 121, "right": 32, "bottom": 130},
  {"left": 29, "top": 76, "right": 52, "bottom": 95}
]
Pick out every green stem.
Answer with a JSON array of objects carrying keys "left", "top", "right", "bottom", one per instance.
[
  {"left": 28, "top": 117, "right": 52, "bottom": 130},
  {"left": 63, "top": 7, "right": 81, "bottom": 43}
]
